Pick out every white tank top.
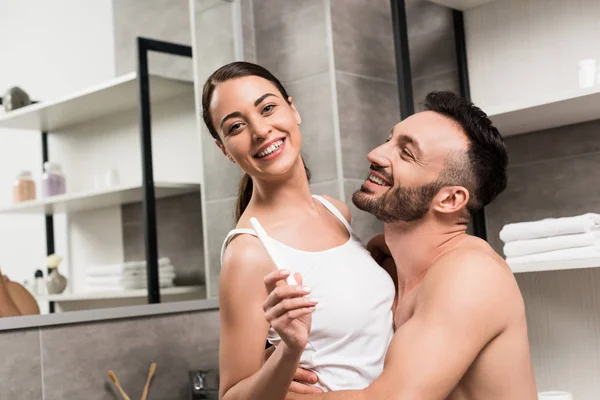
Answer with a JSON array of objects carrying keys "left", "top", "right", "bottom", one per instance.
[{"left": 220, "top": 195, "right": 395, "bottom": 391}]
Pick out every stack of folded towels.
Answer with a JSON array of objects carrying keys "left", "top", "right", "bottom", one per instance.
[
  {"left": 500, "top": 213, "right": 600, "bottom": 264},
  {"left": 84, "top": 257, "right": 176, "bottom": 292}
]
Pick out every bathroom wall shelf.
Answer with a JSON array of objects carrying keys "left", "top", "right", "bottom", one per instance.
[
  {"left": 35, "top": 285, "right": 205, "bottom": 302},
  {"left": 487, "top": 85, "right": 600, "bottom": 136},
  {"left": 427, "top": 0, "right": 500, "bottom": 11},
  {"left": 509, "top": 257, "right": 600, "bottom": 273},
  {"left": 0, "top": 182, "right": 199, "bottom": 215},
  {"left": 0, "top": 72, "right": 193, "bottom": 132},
  {"left": 1, "top": 39, "right": 196, "bottom": 311}
]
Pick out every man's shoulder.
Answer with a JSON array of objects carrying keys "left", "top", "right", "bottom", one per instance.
[
  {"left": 418, "top": 246, "right": 523, "bottom": 322},
  {"left": 428, "top": 244, "right": 512, "bottom": 285}
]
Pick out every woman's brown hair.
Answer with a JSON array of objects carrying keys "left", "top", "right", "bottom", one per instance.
[{"left": 202, "top": 61, "right": 311, "bottom": 221}]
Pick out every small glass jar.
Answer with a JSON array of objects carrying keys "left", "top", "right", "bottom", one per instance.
[
  {"left": 13, "top": 170, "right": 36, "bottom": 203},
  {"left": 41, "top": 162, "right": 66, "bottom": 198}
]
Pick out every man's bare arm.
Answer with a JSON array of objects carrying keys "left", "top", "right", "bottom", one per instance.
[{"left": 287, "top": 250, "right": 520, "bottom": 400}]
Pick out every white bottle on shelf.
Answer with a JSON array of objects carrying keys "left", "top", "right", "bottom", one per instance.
[{"left": 578, "top": 59, "right": 596, "bottom": 88}]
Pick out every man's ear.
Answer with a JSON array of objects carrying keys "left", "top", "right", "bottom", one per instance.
[
  {"left": 431, "top": 186, "right": 469, "bottom": 214},
  {"left": 288, "top": 96, "right": 302, "bottom": 125},
  {"left": 215, "top": 139, "right": 235, "bottom": 163}
]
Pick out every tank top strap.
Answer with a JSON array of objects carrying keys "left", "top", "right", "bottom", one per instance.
[
  {"left": 220, "top": 228, "right": 257, "bottom": 265},
  {"left": 312, "top": 195, "right": 353, "bottom": 235}
]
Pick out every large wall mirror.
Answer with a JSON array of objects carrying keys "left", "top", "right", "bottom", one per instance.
[{"left": 0, "top": 0, "right": 244, "bottom": 328}]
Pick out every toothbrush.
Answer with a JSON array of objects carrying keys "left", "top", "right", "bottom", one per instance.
[
  {"left": 107, "top": 370, "right": 131, "bottom": 400},
  {"left": 249, "top": 217, "right": 298, "bottom": 286}
]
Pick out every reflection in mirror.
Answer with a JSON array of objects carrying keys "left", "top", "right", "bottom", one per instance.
[{"left": 0, "top": 0, "right": 241, "bottom": 324}]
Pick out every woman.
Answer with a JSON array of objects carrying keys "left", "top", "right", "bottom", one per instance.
[{"left": 203, "top": 61, "right": 396, "bottom": 400}]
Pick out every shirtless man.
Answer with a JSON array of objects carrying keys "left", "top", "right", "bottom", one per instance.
[
  {"left": 268, "top": 91, "right": 537, "bottom": 399},
  {"left": 0, "top": 269, "right": 40, "bottom": 317}
]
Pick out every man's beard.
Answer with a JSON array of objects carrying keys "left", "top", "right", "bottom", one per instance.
[{"left": 352, "top": 181, "right": 442, "bottom": 223}]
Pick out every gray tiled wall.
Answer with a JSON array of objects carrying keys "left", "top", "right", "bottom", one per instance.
[
  {"left": 0, "top": 309, "right": 219, "bottom": 400},
  {"left": 405, "top": 0, "right": 459, "bottom": 111},
  {"left": 113, "top": 0, "right": 194, "bottom": 81},
  {"left": 285, "top": 73, "right": 338, "bottom": 184},
  {"left": 122, "top": 192, "right": 204, "bottom": 285},
  {"left": 331, "top": 0, "right": 397, "bottom": 83},
  {"left": 0, "top": 329, "right": 43, "bottom": 399},
  {"left": 335, "top": 71, "right": 399, "bottom": 181},
  {"left": 331, "top": 0, "right": 399, "bottom": 244},
  {"left": 254, "top": 0, "right": 330, "bottom": 83}
]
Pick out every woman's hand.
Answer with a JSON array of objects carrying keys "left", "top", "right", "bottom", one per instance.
[{"left": 263, "top": 270, "right": 318, "bottom": 353}]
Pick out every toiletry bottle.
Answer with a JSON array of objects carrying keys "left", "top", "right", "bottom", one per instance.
[
  {"left": 41, "top": 162, "right": 66, "bottom": 198},
  {"left": 34, "top": 269, "right": 45, "bottom": 295},
  {"left": 13, "top": 170, "right": 36, "bottom": 203},
  {"left": 579, "top": 59, "right": 597, "bottom": 88}
]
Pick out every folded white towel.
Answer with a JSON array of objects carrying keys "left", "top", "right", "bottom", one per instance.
[
  {"left": 499, "top": 214, "right": 600, "bottom": 243},
  {"left": 84, "top": 279, "right": 175, "bottom": 293},
  {"left": 120, "top": 278, "right": 174, "bottom": 290},
  {"left": 85, "top": 272, "right": 176, "bottom": 286},
  {"left": 506, "top": 245, "right": 600, "bottom": 264},
  {"left": 503, "top": 232, "right": 600, "bottom": 257},
  {"left": 121, "top": 265, "right": 175, "bottom": 278},
  {"left": 86, "top": 258, "right": 172, "bottom": 277}
]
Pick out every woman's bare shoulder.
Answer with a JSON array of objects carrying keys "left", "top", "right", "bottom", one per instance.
[
  {"left": 220, "top": 234, "right": 273, "bottom": 288},
  {"left": 320, "top": 195, "right": 351, "bottom": 224}
]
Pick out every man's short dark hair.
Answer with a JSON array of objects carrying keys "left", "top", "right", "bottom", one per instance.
[{"left": 422, "top": 91, "right": 508, "bottom": 212}]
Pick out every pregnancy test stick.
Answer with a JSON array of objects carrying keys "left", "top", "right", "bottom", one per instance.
[{"left": 249, "top": 217, "right": 298, "bottom": 286}]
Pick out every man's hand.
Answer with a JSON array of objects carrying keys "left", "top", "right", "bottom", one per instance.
[
  {"left": 264, "top": 334, "right": 322, "bottom": 394},
  {"left": 289, "top": 368, "right": 322, "bottom": 394},
  {"left": 366, "top": 234, "right": 391, "bottom": 265},
  {"left": 367, "top": 234, "right": 398, "bottom": 302}
]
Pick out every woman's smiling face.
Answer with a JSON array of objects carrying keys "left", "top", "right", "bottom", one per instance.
[{"left": 210, "top": 75, "right": 303, "bottom": 180}]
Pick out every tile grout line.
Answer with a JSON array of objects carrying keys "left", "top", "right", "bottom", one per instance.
[
  {"left": 249, "top": 0, "right": 257, "bottom": 63},
  {"left": 324, "top": 0, "right": 346, "bottom": 202},
  {"left": 39, "top": 328, "right": 46, "bottom": 400},
  {"left": 507, "top": 150, "right": 600, "bottom": 169},
  {"left": 336, "top": 70, "right": 398, "bottom": 85},
  {"left": 283, "top": 71, "right": 331, "bottom": 87},
  {"left": 411, "top": 68, "right": 458, "bottom": 83},
  {"left": 205, "top": 195, "right": 239, "bottom": 204},
  {"left": 232, "top": 0, "right": 244, "bottom": 61}
]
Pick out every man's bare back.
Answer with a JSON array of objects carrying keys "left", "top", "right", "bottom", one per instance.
[{"left": 390, "top": 235, "right": 537, "bottom": 400}]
